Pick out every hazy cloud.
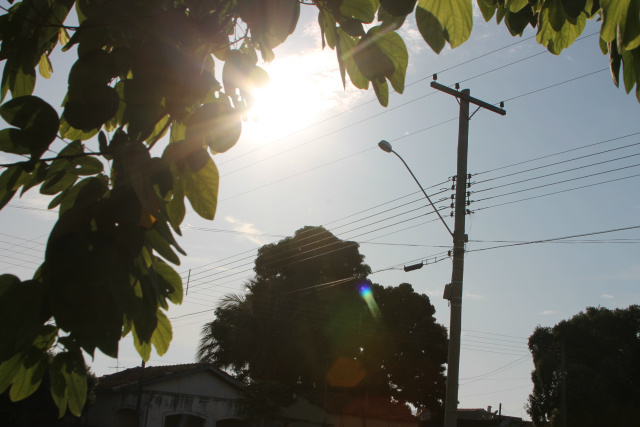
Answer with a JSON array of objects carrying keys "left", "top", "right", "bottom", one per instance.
[
  {"left": 464, "top": 291, "right": 484, "bottom": 300},
  {"left": 8, "top": 193, "right": 57, "bottom": 222},
  {"left": 601, "top": 294, "right": 614, "bottom": 299},
  {"left": 539, "top": 310, "right": 555, "bottom": 315},
  {"left": 602, "top": 265, "right": 640, "bottom": 281},
  {"left": 225, "top": 216, "right": 268, "bottom": 246}
]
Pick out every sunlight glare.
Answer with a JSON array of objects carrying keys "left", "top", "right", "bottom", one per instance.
[{"left": 245, "top": 52, "right": 345, "bottom": 142}]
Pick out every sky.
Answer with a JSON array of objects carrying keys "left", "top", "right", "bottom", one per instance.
[{"left": 1, "top": 3, "right": 639, "bottom": 421}]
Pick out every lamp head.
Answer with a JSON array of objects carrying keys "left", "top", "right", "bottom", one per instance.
[{"left": 378, "top": 140, "right": 393, "bottom": 153}]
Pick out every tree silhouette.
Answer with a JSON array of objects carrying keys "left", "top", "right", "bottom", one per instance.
[
  {"left": 197, "top": 226, "right": 447, "bottom": 414},
  {"left": 527, "top": 305, "right": 640, "bottom": 426}
]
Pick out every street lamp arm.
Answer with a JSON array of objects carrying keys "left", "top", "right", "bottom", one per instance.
[{"left": 390, "top": 150, "right": 454, "bottom": 238}]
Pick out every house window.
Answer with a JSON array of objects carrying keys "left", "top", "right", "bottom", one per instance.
[{"left": 164, "top": 413, "right": 206, "bottom": 427}]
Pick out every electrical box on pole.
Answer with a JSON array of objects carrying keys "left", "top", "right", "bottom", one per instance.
[{"left": 430, "top": 81, "right": 505, "bottom": 427}]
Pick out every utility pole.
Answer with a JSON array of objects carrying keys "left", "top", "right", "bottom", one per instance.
[
  {"left": 430, "top": 81, "right": 505, "bottom": 427},
  {"left": 560, "top": 338, "right": 567, "bottom": 427}
]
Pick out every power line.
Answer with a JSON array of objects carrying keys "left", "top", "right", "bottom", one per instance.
[
  {"left": 474, "top": 131, "right": 640, "bottom": 176},
  {"left": 466, "top": 225, "right": 640, "bottom": 254},
  {"left": 474, "top": 172, "right": 640, "bottom": 212},
  {"left": 474, "top": 164, "right": 640, "bottom": 203},
  {"left": 473, "top": 140, "right": 640, "bottom": 186}
]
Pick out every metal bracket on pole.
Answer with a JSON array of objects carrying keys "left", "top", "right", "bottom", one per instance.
[{"left": 431, "top": 82, "right": 506, "bottom": 116}]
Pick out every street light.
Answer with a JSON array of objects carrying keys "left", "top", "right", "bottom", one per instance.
[
  {"left": 378, "top": 139, "right": 462, "bottom": 426},
  {"left": 377, "top": 140, "right": 453, "bottom": 237}
]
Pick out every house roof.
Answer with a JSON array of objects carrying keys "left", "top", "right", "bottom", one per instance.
[{"left": 96, "top": 363, "right": 244, "bottom": 392}]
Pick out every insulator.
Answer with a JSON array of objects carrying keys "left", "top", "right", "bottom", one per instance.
[
  {"left": 500, "top": 101, "right": 505, "bottom": 108},
  {"left": 433, "top": 73, "right": 438, "bottom": 81},
  {"left": 451, "top": 185, "right": 456, "bottom": 190},
  {"left": 467, "top": 182, "right": 471, "bottom": 188},
  {"left": 447, "top": 250, "right": 452, "bottom": 257},
  {"left": 455, "top": 83, "right": 460, "bottom": 90},
  {"left": 452, "top": 176, "right": 457, "bottom": 181},
  {"left": 450, "top": 212, "right": 454, "bottom": 217},
  {"left": 451, "top": 194, "right": 455, "bottom": 200},
  {"left": 466, "top": 192, "right": 470, "bottom": 197},
  {"left": 450, "top": 203, "right": 455, "bottom": 209}
]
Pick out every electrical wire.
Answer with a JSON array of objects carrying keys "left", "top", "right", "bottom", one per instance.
[
  {"left": 474, "top": 164, "right": 640, "bottom": 203},
  {"left": 473, "top": 141, "right": 640, "bottom": 186},
  {"left": 474, "top": 172, "right": 640, "bottom": 212},
  {"left": 474, "top": 131, "right": 640, "bottom": 176}
]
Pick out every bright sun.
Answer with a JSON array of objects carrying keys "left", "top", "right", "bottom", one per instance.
[{"left": 244, "top": 51, "right": 349, "bottom": 142}]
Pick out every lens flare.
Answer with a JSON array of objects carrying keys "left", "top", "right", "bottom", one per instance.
[{"left": 358, "top": 283, "right": 380, "bottom": 319}]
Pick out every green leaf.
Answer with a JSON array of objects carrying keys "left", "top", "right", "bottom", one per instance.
[
  {"left": 477, "top": 0, "right": 496, "bottom": 21},
  {"left": 59, "top": 116, "right": 99, "bottom": 141},
  {"left": 150, "top": 310, "right": 172, "bottom": 356},
  {"left": 561, "top": 0, "right": 587, "bottom": 18},
  {"left": 0, "top": 95, "right": 60, "bottom": 159},
  {"left": 353, "top": 28, "right": 396, "bottom": 82},
  {"left": 63, "top": 84, "right": 119, "bottom": 132},
  {"left": 370, "top": 28, "right": 408, "bottom": 94},
  {"left": 505, "top": 4, "right": 535, "bottom": 36},
  {"left": 68, "top": 49, "right": 115, "bottom": 87},
  {"left": 600, "top": 0, "right": 630, "bottom": 43},
  {"left": 49, "top": 357, "right": 68, "bottom": 418},
  {"left": 38, "top": 54, "right": 53, "bottom": 79},
  {"left": 9, "top": 68, "right": 36, "bottom": 99},
  {"left": 166, "top": 164, "right": 186, "bottom": 229},
  {"left": 380, "top": 0, "right": 417, "bottom": 16},
  {"left": 41, "top": 171, "right": 78, "bottom": 196},
  {"left": 0, "top": 164, "right": 28, "bottom": 210},
  {"left": 507, "top": 0, "right": 529, "bottom": 13},
  {"left": 0, "top": 354, "right": 22, "bottom": 394},
  {"left": 621, "top": 49, "right": 639, "bottom": 94},
  {"left": 146, "top": 228, "right": 181, "bottom": 265},
  {"left": 186, "top": 97, "right": 242, "bottom": 155},
  {"left": 337, "top": 29, "right": 369, "bottom": 90},
  {"left": 20, "top": 161, "right": 48, "bottom": 196},
  {"left": 153, "top": 261, "right": 184, "bottom": 305},
  {"left": 416, "top": 6, "right": 446, "bottom": 53},
  {"left": 131, "top": 297, "right": 158, "bottom": 361},
  {"left": 74, "top": 155, "right": 104, "bottom": 175},
  {"left": 372, "top": 78, "right": 389, "bottom": 107},
  {"left": 537, "top": 0, "right": 586, "bottom": 55},
  {"left": 416, "top": 0, "right": 473, "bottom": 51},
  {"left": 319, "top": 9, "right": 338, "bottom": 49},
  {"left": 146, "top": 114, "right": 171, "bottom": 148},
  {"left": 0, "top": 273, "right": 20, "bottom": 298},
  {"left": 622, "top": 0, "right": 640, "bottom": 51},
  {"left": 63, "top": 366, "right": 86, "bottom": 417},
  {"left": 182, "top": 150, "right": 219, "bottom": 220},
  {"left": 340, "top": 0, "right": 380, "bottom": 23},
  {"left": 0, "top": 279, "right": 48, "bottom": 362},
  {"left": 9, "top": 354, "right": 47, "bottom": 402}
]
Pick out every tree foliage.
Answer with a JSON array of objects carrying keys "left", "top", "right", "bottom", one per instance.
[
  {"left": 197, "top": 226, "right": 448, "bottom": 414},
  {"left": 526, "top": 305, "right": 640, "bottom": 426},
  {"left": 0, "top": 0, "right": 638, "bottom": 418}
]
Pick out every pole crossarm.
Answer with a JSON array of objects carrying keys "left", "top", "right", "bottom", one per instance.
[{"left": 431, "top": 82, "right": 507, "bottom": 116}]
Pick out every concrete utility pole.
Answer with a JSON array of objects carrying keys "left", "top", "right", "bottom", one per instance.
[{"left": 430, "top": 81, "right": 505, "bottom": 427}]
